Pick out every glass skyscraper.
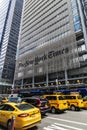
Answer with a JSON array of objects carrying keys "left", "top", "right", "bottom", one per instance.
[
  {"left": 14, "top": 0, "right": 87, "bottom": 88},
  {"left": 0, "top": 0, "right": 23, "bottom": 93}
]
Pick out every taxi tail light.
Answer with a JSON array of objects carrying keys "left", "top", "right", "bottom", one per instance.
[{"left": 18, "top": 113, "right": 29, "bottom": 117}]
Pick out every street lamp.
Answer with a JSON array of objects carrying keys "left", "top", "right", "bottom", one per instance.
[
  {"left": 66, "top": 81, "right": 69, "bottom": 84},
  {"left": 77, "top": 80, "right": 80, "bottom": 84},
  {"left": 51, "top": 83, "right": 53, "bottom": 86},
  {"left": 44, "top": 84, "right": 46, "bottom": 86},
  {"left": 58, "top": 82, "right": 61, "bottom": 85}
]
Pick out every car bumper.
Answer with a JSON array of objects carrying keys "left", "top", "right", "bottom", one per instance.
[
  {"left": 15, "top": 114, "right": 41, "bottom": 129},
  {"left": 16, "top": 120, "right": 41, "bottom": 130},
  {"left": 22, "top": 120, "right": 41, "bottom": 130}
]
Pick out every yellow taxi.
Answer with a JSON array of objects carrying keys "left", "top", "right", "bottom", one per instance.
[
  {"left": 0, "top": 102, "right": 41, "bottom": 130},
  {"left": 63, "top": 93, "right": 84, "bottom": 111},
  {"left": 1, "top": 97, "right": 8, "bottom": 103},
  {"left": 83, "top": 96, "right": 87, "bottom": 109},
  {"left": 43, "top": 94, "right": 68, "bottom": 113}
]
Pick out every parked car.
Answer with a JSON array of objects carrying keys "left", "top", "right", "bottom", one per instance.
[
  {"left": 43, "top": 94, "right": 68, "bottom": 113},
  {"left": 83, "top": 96, "right": 87, "bottom": 109},
  {"left": 8, "top": 97, "right": 21, "bottom": 103},
  {"left": 63, "top": 94, "right": 83, "bottom": 111},
  {"left": 0, "top": 96, "right": 2, "bottom": 104},
  {"left": 0, "top": 96, "right": 2, "bottom": 101},
  {"left": 0, "top": 96, "right": 8, "bottom": 104},
  {"left": 0, "top": 102, "right": 41, "bottom": 130},
  {"left": 22, "top": 96, "right": 50, "bottom": 115}
]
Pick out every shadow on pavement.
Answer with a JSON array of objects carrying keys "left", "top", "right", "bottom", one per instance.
[
  {"left": 0, "top": 125, "right": 39, "bottom": 130},
  {"left": 28, "top": 126, "right": 38, "bottom": 130}
]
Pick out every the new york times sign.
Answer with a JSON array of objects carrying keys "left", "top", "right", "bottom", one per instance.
[{"left": 19, "top": 47, "right": 69, "bottom": 67}]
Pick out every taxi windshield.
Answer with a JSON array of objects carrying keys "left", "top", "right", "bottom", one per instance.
[{"left": 15, "top": 103, "right": 34, "bottom": 110}]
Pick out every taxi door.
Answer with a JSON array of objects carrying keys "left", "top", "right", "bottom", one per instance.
[
  {"left": 83, "top": 100, "right": 87, "bottom": 108},
  {"left": 0, "top": 104, "right": 5, "bottom": 124},
  {"left": 0, "top": 104, "right": 14, "bottom": 126},
  {"left": 50, "top": 96, "right": 57, "bottom": 108}
]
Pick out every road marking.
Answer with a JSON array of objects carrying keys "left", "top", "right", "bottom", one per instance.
[
  {"left": 44, "top": 127, "right": 54, "bottom": 130},
  {"left": 48, "top": 124, "right": 69, "bottom": 130},
  {"left": 43, "top": 123, "right": 85, "bottom": 130},
  {"left": 47, "top": 117, "right": 87, "bottom": 126},
  {"left": 54, "top": 123, "right": 84, "bottom": 130},
  {"left": 44, "top": 125, "right": 69, "bottom": 130}
]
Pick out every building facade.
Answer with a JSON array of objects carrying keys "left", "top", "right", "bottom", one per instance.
[
  {"left": 0, "top": 0, "right": 23, "bottom": 93},
  {"left": 14, "top": 0, "right": 87, "bottom": 88}
]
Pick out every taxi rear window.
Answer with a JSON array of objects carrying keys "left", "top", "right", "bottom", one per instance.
[{"left": 15, "top": 103, "right": 34, "bottom": 110}]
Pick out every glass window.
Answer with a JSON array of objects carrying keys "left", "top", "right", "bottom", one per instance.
[
  {"left": 74, "top": 15, "right": 79, "bottom": 23},
  {"left": 71, "top": 96, "right": 76, "bottom": 99},
  {"left": 46, "top": 96, "right": 51, "bottom": 100},
  {"left": 0, "top": 104, "right": 5, "bottom": 110},
  {"left": 81, "top": 44, "right": 86, "bottom": 51},
  {"left": 0, "top": 104, "right": 14, "bottom": 111},
  {"left": 52, "top": 96, "right": 56, "bottom": 100},
  {"left": 78, "top": 96, "right": 82, "bottom": 99},
  {"left": 0, "top": 96, "right": 2, "bottom": 101},
  {"left": 15, "top": 103, "right": 34, "bottom": 110},
  {"left": 18, "top": 72, "right": 24, "bottom": 77},
  {"left": 58, "top": 96, "right": 64, "bottom": 100},
  {"left": 3, "top": 105, "right": 15, "bottom": 111},
  {"left": 71, "top": 2, "right": 77, "bottom": 8},
  {"left": 74, "top": 23, "right": 81, "bottom": 31},
  {"left": 83, "top": 54, "right": 87, "bottom": 61},
  {"left": 72, "top": 8, "right": 78, "bottom": 15},
  {"left": 79, "top": 56, "right": 84, "bottom": 62}
]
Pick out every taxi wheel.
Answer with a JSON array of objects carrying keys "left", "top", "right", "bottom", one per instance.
[
  {"left": 51, "top": 107, "right": 56, "bottom": 114},
  {"left": 70, "top": 105, "right": 76, "bottom": 111},
  {"left": 7, "top": 120, "right": 11, "bottom": 130}
]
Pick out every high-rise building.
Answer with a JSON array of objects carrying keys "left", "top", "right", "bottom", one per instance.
[
  {"left": 14, "top": 0, "right": 87, "bottom": 88},
  {"left": 0, "top": 0, "right": 23, "bottom": 93},
  {"left": 81, "top": 0, "right": 87, "bottom": 30}
]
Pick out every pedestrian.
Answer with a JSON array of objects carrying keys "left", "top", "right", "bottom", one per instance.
[
  {"left": 17, "top": 96, "right": 21, "bottom": 103},
  {"left": 8, "top": 95, "right": 13, "bottom": 102}
]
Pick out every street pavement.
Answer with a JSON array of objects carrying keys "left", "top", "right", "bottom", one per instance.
[{"left": 0, "top": 110, "right": 87, "bottom": 130}]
